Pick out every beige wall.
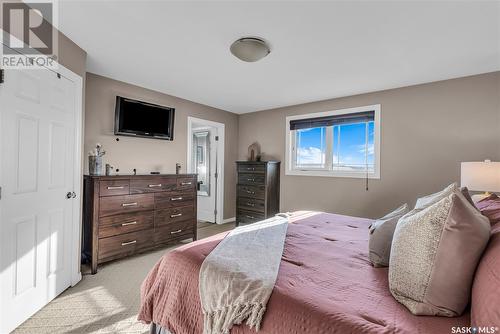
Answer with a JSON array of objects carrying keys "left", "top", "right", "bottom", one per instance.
[
  {"left": 85, "top": 73, "right": 239, "bottom": 219},
  {"left": 238, "top": 72, "right": 500, "bottom": 219},
  {"left": 58, "top": 33, "right": 86, "bottom": 78}
]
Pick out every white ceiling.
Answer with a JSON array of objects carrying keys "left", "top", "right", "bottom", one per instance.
[{"left": 58, "top": 1, "right": 500, "bottom": 114}]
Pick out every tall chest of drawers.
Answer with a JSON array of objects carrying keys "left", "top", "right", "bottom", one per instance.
[
  {"left": 82, "top": 174, "right": 197, "bottom": 274},
  {"left": 236, "top": 161, "right": 280, "bottom": 226}
]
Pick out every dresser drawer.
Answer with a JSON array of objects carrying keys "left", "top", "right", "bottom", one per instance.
[
  {"left": 98, "top": 229, "right": 153, "bottom": 262},
  {"left": 130, "top": 177, "right": 176, "bottom": 194},
  {"left": 155, "top": 191, "right": 196, "bottom": 210},
  {"left": 99, "top": 194, "right": 154, "bottom": 217},
  {"left": 155, "top": 220, "right": 194, "bottom": 244},
  {"left": 237, "top": 164, "right": 266, "bottom": 173},
  {"left": 238, "top": 173, "right": 265, "bottom": 186},
  {"left": 238, "top": 197, "right": 265, "bottom": 213},
  {"left": 98, "top": 211, "right": 154, "bottom": 239},
  {"left": 99, "top": 180, "right": 130, "bottom": 197},
  {"left": 238, "top": 184, "right": 266, "bottom": 199},
  {"left": 155, "top": 205, "right": 195, "bottom": 227},
  {"left": 237, "top": 209, "right": 265, "bottom": 224},
  {"left": 176, "top": 177, "right": 196, "bottom": 191}
]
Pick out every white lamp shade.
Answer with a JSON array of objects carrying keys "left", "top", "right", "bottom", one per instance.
[{"left": 461, "top": 161, "right": 500, "bottom": 192}]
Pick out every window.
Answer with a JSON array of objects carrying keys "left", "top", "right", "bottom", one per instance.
[
  {"left": 286, "top": 105, "right": 380, "bottom": 178},
  {"left": 295, "top": 127, "right": 326, "bottom": 168}
]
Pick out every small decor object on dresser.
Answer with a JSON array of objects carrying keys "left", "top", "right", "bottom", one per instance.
[
  {"left": 82, "top": 173, "right": 197, "bottom": 274},
  {"left": 105, "top": 164, "right": 114, "bottom": 176},
  {"left": 236, "top": 161, "right": 280, "bottom": 226},
  {"left": 247, "top": 142, "right": 261, "bottom": 161},
  {"left": 89, "top": 143, "right": 106, "bottom": 175}
]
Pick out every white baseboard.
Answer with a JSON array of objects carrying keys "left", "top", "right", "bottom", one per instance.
[{"left": 220, "top": 217, "right": 235, "bottom": 225}]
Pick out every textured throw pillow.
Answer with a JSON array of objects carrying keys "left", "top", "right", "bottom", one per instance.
[
  {"left": 476, "top": 194, "right": 500, "bottom": 225},
  {"left": 471, "top": 223, "right": 500, "bottom": 326},
  {"left": 368, "top": 204, "right": 409, "bottom": 267},
  {"left": 389, "top": 191, "right": 490, "bottom": 316}
]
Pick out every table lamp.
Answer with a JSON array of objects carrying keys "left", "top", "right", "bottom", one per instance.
[{"left": 461, "top": 160, "right": 500, "bottom": 201}]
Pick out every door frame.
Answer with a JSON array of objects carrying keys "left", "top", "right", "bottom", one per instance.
[
  {"left": 0, "top": 38, "right": 84, "bottom": 290},
  {"left": 187, "top": 117, "right": 225, "bottom": 224},
  {"left": 61, "top": 62, "right": 84, "bottom": 288}
]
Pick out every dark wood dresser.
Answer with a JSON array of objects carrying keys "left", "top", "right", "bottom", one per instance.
[
  {"left": 236, "top": 161, "right": 280, "bottom": 226},
  {"left": 82, "top": 174, "right": 197, "bottom": 274}
]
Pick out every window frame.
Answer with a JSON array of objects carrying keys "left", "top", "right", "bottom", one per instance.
[{"left": 285, "top": 104, "right": 381, "bottom": 179}]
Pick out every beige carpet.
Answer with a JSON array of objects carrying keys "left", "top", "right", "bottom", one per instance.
[{"left": 13, "top": 222, "right": 233, "bottom": 334}]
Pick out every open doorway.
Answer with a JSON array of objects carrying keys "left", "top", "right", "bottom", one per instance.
[{"left": 187, "top": 117, "right": 225, "bottom": 224}]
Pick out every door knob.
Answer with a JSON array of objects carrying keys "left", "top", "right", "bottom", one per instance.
[{"left": 66, "top": 191, "right": 77, "bottom": 199}]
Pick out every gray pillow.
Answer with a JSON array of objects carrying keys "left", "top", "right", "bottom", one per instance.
[
  {"left": 389, "top": 191, "right": 490, "bottom": 316},
  {"left": 460, "top": 186, "right": 478, "bottom": 210},
  {"left": 368, "top": 204, "right": 409, "bottom": 267}
]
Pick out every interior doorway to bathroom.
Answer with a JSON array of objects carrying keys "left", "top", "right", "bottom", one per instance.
[{"left": 187, "top": 117, "right": 225, "bottom": 224}]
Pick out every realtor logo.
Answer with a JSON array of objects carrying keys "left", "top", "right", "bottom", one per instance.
[{"left": 2, "top": 1, "right": 58, "bottom": 69}]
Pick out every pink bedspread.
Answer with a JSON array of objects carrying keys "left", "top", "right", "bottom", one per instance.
[{"left": 138, "top": 212, "right": 470, "bottom": 334}]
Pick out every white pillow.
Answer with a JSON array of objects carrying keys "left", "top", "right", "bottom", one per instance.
[
  {"left": 401, "top": 183, "right": 458, "bottom": 220},
  {"left": 414, "top": 183, "right": 458, "bottom": 211}
]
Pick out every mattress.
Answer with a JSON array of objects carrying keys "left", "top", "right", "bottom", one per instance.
[{"left": 138, "top": 211, "right": 470, "bottom": 334}]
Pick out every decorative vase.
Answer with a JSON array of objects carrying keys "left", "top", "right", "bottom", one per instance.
[
  {"left": 247, "top": 142, "right": 261, "bottom": 161},
  {"left": 89, "top": 156, "right": 103, "bottom": 175}
]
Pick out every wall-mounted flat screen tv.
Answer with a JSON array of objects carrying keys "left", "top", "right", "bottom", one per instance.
[{"left": 114, "top": 96, "right": 175, "bottom": 140}]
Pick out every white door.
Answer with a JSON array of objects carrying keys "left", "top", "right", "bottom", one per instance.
[
  {"left": 0, "top": 66, "right": 78, "bottom": 333},
  {"left": 187, "top": 117, "right": 225, "bottom": 225},
  {"left": 193, "top": 128, "right": 218, "bottom": 222}
]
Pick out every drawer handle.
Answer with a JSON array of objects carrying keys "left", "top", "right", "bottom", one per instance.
[
  {"left": 170, "top": 229, "right": 183, "bottom": 234},
  {"left": 107, "top": 186, "right": 124, "bottom": 190},
  {"left": 148, "top": 184, "right": 162, "bottom": 188},
  {"left": 246, "top": 190, "right": 255, "bottom": 194},
  {"left": 181, "top": 182, "right": 192, "bottom": 186},
  {"left": 170, "top": 213, "right": 183, "bottom": 218},
  {"left": 171, "top": 197, "right": 183, "bottom": 201},
  {"left": 246, "top": 202, "right": 255, "bottom": 207},
  {"left": 121, "top": 221, "right": 137, "bottom": 226},
  {"left": 245, "top": 215, "right": 255, "bottom": 219},
  {"left": 247, "top": 178, "right": 255, "bottom": 182},
  {"left": 122, "top": 202, "right": 138, "bottom": 207},
  {"left": 247, "top": 167, "right": 255, "bottom": 171},
  {"left": 121, "top": 240, "right": 137, "bottom": 246}
]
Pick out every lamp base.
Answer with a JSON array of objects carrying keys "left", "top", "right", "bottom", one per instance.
[{"left": 471, "top": 192, "right": 492, "bottom": 203}]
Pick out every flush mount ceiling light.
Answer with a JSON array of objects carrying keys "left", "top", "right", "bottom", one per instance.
[{"left": 230, "top": 37, "right": 270, "bottom": 62}]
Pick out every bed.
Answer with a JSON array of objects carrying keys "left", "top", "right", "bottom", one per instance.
[{"left": 138, "top": 211, "right": 470, "bottom": 334}]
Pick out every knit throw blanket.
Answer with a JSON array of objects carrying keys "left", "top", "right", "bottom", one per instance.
[{"left": 199, "top": 216, "right": 289, "bottom": 334}]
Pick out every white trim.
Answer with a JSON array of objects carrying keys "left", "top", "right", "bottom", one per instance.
[
  {"left": 61, "top": 66, "right": 84, "bottom": 287},
  {"left": 187, "top": 117, "right": 225, "bottom": 224},
  {"left": 285, "top": 104, "right": 381, "bottom": 179},
  {"left": 222, "top": 217, "right": 236, "bottom": 224}
]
